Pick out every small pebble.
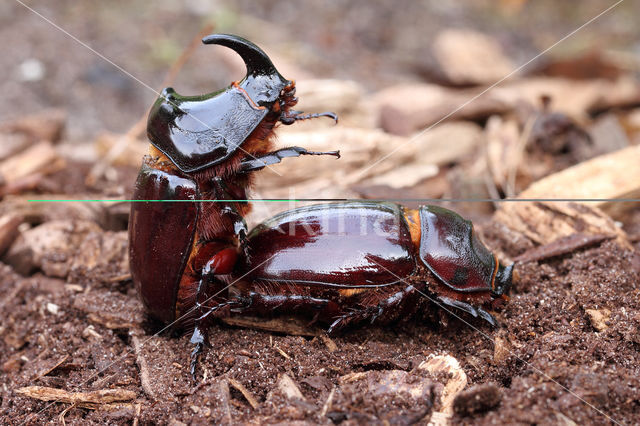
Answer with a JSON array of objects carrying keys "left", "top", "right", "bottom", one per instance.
[{"left": 46, "top": 303, "right": 60, "bottom": 315}]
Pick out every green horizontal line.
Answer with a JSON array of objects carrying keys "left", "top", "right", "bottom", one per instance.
[{"left": 26, "top": 198, "right": 640, "bottom": 203}]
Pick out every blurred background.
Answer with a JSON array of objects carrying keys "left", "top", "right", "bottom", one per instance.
[{"left": 2, "top": 0, "right": 640, "bottom": 236}]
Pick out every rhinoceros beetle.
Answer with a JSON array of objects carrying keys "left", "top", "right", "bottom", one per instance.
[
  {"left": 129, "top": 33, "right": 338, "bottom": 324},
  {"left": 128, "top": 33, "right": 514, "bottom": 378}
]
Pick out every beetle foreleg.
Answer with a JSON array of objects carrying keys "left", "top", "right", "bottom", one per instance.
[
  {"left": 436, "top": 296, "right": 497, "bottom": 327},
  {"left": 210, "top": 176, "right": 248, "bottom": 242},
  {"left": 240, "top": 147, "right": 340, "bottom": 172}
]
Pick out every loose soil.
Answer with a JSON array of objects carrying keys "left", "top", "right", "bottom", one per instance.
[{"left": 1, "top": 231, "right": 639, "bottom": 424}]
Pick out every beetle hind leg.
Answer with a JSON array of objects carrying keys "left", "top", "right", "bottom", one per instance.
[{"left": 327, "top": 284, "right": 419, "bottom": 335}]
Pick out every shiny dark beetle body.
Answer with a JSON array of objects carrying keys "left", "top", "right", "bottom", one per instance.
[
  {"left": 229, "top": 201, "right": 512, "bottom": 332},
  {"left": 128, "top": 34, "right": 514, "bottom": 377}
]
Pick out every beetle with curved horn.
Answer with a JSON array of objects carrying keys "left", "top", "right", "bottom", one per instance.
[
  {"left": 128, "top": 33, "right": 514, "bottom": 380},
  {"left": 129, "top": 33, "right": 339, "bottom": 345}
]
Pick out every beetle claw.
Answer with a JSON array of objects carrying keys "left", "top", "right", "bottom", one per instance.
[
  {"left": 189, "top": 327, "right": 207, "bottom": 381},
  {"left": 436, "top": 296, "right": 500, "bottom": 327},
  {"left": 477, "top": 307, "right": 498, "bottom": 327}
]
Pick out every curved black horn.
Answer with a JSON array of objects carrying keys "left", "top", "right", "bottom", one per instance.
[{"left": 202, "top": 33, "right": 278, "bottom": 77}]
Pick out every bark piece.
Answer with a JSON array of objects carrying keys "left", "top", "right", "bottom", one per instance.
[
  {"left": 332, "top": 367, "right": 436, "bottom": 423},
  {"left": 373, "top": 84, "right": 510, "bottom": 136},
  {"left": 0, "top": 109, "right": 66, "bottom": 143},
  {"left": 0, "top": 213, "right": 22, "bottom": 256},
  {"left": 4, "top": 220, "right": 128, "bottom": 280},
  {"left": 221, "top": 316, "right": 320, "bottom": 337},
  {"left": 492, "top": 76, "right": 640, "bottom": 122},
  {"left": 513, "top": 233, "right": 614, "bottom": 264},
  {"left": 431, "top": 29, "right": 514, "bottom": 86},
  {"left": 15, "top": 386, "right": 135, "bottom": 409},
  {"left": 228, "top": 378, "right": 259, "bottom": 409}
]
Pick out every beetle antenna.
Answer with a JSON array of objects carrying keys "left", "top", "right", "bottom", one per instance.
[
  {"left": 295, "top": 111, "right": 339, "bottom": 123},
  {"left": 280, "top": 110, "right": 339, "bottom": 125}
]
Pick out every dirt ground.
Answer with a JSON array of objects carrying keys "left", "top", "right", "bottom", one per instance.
[{"left": 2, "top": 1, "right": 640, "bottom": 424}]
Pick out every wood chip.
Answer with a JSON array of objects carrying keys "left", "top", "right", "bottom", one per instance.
[
  {"left": 320, "top": 387, "right": 336, "bottom": 418},
  {"left": 228, "top": 378, "right": 260, "bottom": 409},
  {"left": 373, "top": 84, "right": 510, "bottom": 136},
  {"left": 0, "top": 213, "right": 22, "bottom": 256},
  {"left": 494, "top": 202, "right": 631, "bottom": 255},
  {"left": 0, "top": 133, "right": 31, "bottom": 162},
  {"left": 0, "top": 109, "right": 66, "bottom": 143},
  {"left": 33, "top": 354, "right": 69, "bottom": 379},
  {"left": 585, "top": 308, "right": 611, "bottom": 332},
  {"left": 515, "top": 144, "right": 640, "bottom": 218},
  {"left": 319, "top": 334, "right": 337, "bottom": 353},
  {"left": 221, "top": 316, "right": 319, "bottom": 337},
  {"left": 431, "top": 29, "right": 514, "bottom": 86},
  {"left": 274, "top": 374, "right": 305, "bottom": 401},
  {"left": 15, "top": 386, "right": 135, "bottom": 409},
  {"left": 131, "top": 334, "right": 158, "bottom": 401},
  {"left": 0, "top": 141, "right": 64, "bottom": 186},
  {"left": 513, "top": 233, "right": 614, "bottom": 263},
  {"left": 419, "top": 355, "right": 467, "bottom": 416},
  {"left": 274, "top": 346, "right": 291, "bottom": 360}
]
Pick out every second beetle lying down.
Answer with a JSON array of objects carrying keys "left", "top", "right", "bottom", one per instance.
[{"left": 128, "top": 33, "right": 514, "bottom": 376}]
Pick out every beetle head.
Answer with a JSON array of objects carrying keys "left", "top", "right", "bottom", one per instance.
[
  {"left": 146, "top": 34, "right": 292, "bottom": 173},
  {"left": 418, "top": 205, "right": 513, "bottom": 301}
]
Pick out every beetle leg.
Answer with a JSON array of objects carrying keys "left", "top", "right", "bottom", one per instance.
[
  {"left": 436, "top": 296, "right": 497, "bottom": 327},
  {"left": 190, "top": 297, "right": 248, "bottom": 380},
  {"left": 211, "top": 177, "right": 248, "bottom": 242},
  {"left": 327, "top": 285, "right": 418, "bottom": 335},
  {"left": 240, "top": 147, "right": 340, "bottom": 173},
  {"left": 232, "top": 291, "right": 332, "bottom": 318},
  {"left": 279, "top": 109, "right": 338, "bottom": 125}
]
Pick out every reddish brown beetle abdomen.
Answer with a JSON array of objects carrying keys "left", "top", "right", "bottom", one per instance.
[{"left": 240, "top": 202, "right": 416, "bottom": 287}]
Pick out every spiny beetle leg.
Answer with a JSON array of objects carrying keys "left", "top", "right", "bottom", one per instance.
[
  {"left": 327, "top": 284, "right": 418, "bottom": 335},
  {"left": 232, "top": 291, "right": 331, "bottom": 318},
  {"left": 240, "top": 146, "right": 340, "bottom": 173},
  {"left": 211, "top": 177, "right": 248, "bottom": 243},
  {"left": 189, "top": 326, "right": 207, "bottom": 381},
  {"left": 437, "top": 296, "right": 497, "bottom": 327},
  {"left": 189, "top": 298, "right": 246, "bottom": 380}
]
